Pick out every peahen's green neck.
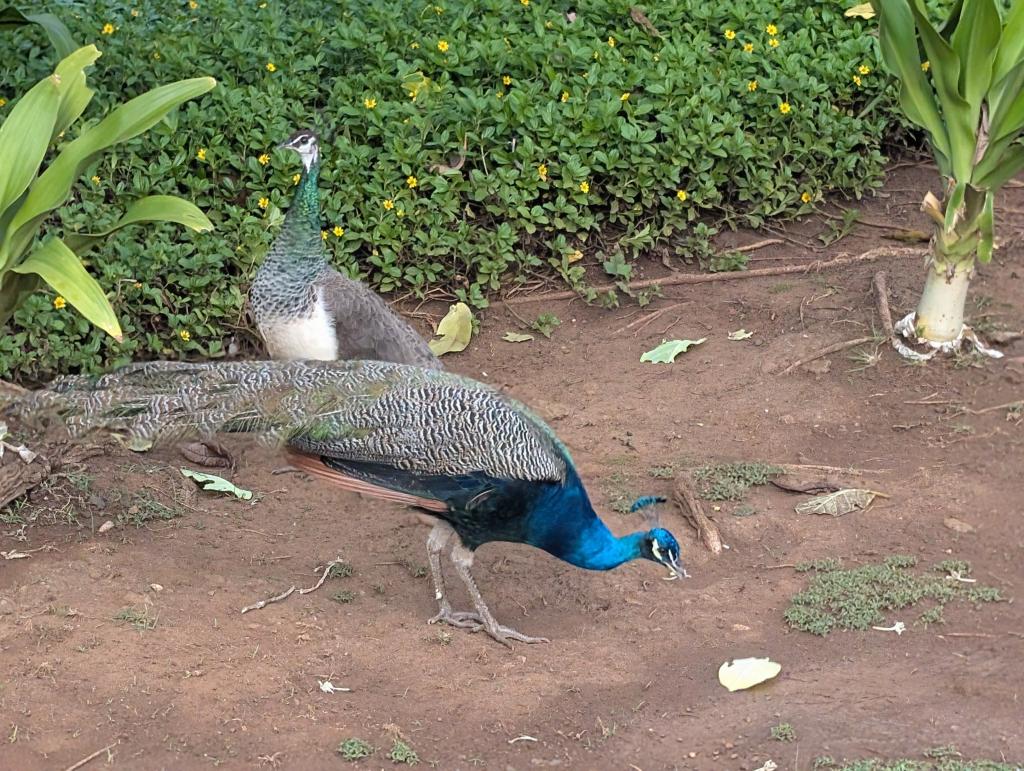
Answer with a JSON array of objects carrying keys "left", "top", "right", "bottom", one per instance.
[{"left": 291, "top": 159, "right": 321, "bottom": 233}]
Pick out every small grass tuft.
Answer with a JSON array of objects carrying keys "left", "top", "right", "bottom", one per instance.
[
  {"left": 331, "top": 591, "right": 356, "bottom": 604},
  {"left": 118, "top": 491, "right": 181, "bottom": 527},
  {"left": 648, "top": 465, "right": 675, "bottom": 479},
  {"left": 113, "top": 606, "right": 158, "bottom": 631},
  {"left": 693, "top": 461, "right": 783, "bottom": 501},
  {"left": 337, "top": 738, "right": 374, "bottom": 761},
  {"left": 771, "top": 722, "right": 796, "bottom": 742},
  {"left": 784, "top": 557, "right": 1003, "bottom": 636},
  {"left": 326, "top": 561, "right": 354, "bottom": 579},
  {"left": 388, "top": 739, "right": 419, "bottom": 765}
]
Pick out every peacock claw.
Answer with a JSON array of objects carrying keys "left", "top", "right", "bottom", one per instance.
[
  {"left": 482, "top": 624, "right": 549, "bottom": 647},
  {"left": 428, "top": 608, "right": 483, "bottom": 629},
  {"left": 428, "top": 609, "right": 548, "bottom": 645}
]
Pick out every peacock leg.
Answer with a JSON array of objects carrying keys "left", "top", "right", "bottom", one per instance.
[
  {"left": 448, "top": 543, "right": 549, "bottom": 646},
  {"left": 425, "top": 524, "right": 486, "bottom": 630}
]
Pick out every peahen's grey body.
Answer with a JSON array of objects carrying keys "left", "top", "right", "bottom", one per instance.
[{"left": 248, "top": 131, "right": 440, "bottom": 369}]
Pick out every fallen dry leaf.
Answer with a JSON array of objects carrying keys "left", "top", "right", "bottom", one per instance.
[
  {"left": 718, "top": 657, "right": 782, "bottom": 691},
  {"left": 795, "top": 488, "right": 882, "bottom": 516},
  {"left": 943, "top": 516, "right": 975, "bottom": 534}
]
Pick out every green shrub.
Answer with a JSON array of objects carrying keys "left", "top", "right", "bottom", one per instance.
[{"left": 1, "top": 0, "right": 895, "bottom": 380}]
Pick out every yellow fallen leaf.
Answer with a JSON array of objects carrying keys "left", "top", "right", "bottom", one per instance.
[
  {"left": 718, "top": 657, "right": 782, "bottom": 691},
  {"left": 845, "top": 2, "right": 875, "bottom": 18},
  {"left": 429, "top": 302, "right": 474, "bottom": 356}
]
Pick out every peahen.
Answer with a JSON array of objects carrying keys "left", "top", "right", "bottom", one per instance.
[
  {"left": 11, "top": 360, "right": 687, "bottom": 646},
  {"left": 248, "top": 130, "right": 440, "bottom": 369}
]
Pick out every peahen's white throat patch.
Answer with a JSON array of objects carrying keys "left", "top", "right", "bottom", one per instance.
[{"left": 262, "top": 294, "right": 338, "bottom": 361}]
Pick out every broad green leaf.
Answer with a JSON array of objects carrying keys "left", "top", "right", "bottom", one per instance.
[
  {"left": 52, "top": 45, "right": 101, "bottom": 142},
  {"left": 180, "top": 469, "right": 253, "bottom": 500},
  {"left": 11, "top": 237, "right": 122, "bottom": 340},
  {"left": 875, "top": 0, "right": 950, "bottom": 164},
  {"left": 428, "top": 302, "right": 473, "bottom": 355},
  {"left": 977, "top": 191, "right": 994, "bottom": 263},
  {"left": 988, "top": 60, "right": 1024, "bottom": 143},
  {"left": 502, "top": 331, "right": 534, "bottom": 343},
  {"left": 640, "top": 338, "right": 706, "bottom": 363},
  {"left": 3, "top": 76, "right": 216, "bottom": 260},
  {"left": 908, "top": 1, "right": 975, "bottom": 181},
  {"left": 992, "top": 0, "right": 1024, "bottom": 87},
  {"left": 943, "top": 180, "right": 966, "bottom": 233},
  {"left": 0, "top": 7, "right": 79, "bottom": 58},
  {"left": 949, "top": 0, "right": 1000, "bottom": 118},
  {"left": 973, "top": 131, "right": 1018, "bottom": 185},
  {"left": 845, "top": 3, "right": 875, "bottom": 19},
  {"left": 63, "top": 195, "right": 214, "bottom": 255},
  {"left": 974, "top": 143, "right": 1024, "bottom": 189},
  {"left": 718, "top": 657, "right": 781, "bottom": 692},
  {"left": 0, "top": 73, "right": 59, "bottom": 223}
]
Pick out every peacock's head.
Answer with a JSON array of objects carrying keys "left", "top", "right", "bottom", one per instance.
[
  {"left": 641, "top": 528, "right": 688, "bottom": 580},
  {"left": 279, "top": 129, "right": 319, "bottom": 170}
]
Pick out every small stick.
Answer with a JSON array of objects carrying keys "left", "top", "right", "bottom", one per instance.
[
  {"left": 503, "top": 247, "right": 925, "bottom": 305},
  {"left": 777, "top": 336, "right": 877, "bottom": 375},
  {"left": 962, "top": 399, "right": 1023, "bottom": 415},
  {"left": 240, "top": 585, "right": 295, "bottom": 614},
  {"left": 672, "top": 473, "right": 723, "bottom": 555},
  {"left": 298, "top": 558, "right": 346, "bottom": 595},
  {"left": 774, "top": 463, "right": 891, "bottom": 475},
  {"left": 731, "top": 238, "right": 784, "bottom": 253},
  {"left": 64, "top": 741, "right": 119, "bottom": 771},
  {"left": 872, "top": 271, "right": 896, "bottom": 339},
  {"left": 612, "top": 302, "right": 689, "bottom": 335}
]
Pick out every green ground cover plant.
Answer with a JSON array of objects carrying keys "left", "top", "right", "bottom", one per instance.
[{"left": 2, "top": 0, "right": 896, "bottom": 380}]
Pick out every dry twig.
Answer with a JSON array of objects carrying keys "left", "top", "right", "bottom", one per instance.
[
  {"left": 777, "top": 336, "right": 877, "bottom": 375},
  {"left": 63, "top": 741, "right": 119, "bottom": 771},
  {"left": 299, "top": 558, "right": 347, "bottom": 595},
  {"left": 672, "top": 473, "right": 723, "bottom": 555},
  {"left": 240, "top": 586, "right": 296, "bottom": 614}
]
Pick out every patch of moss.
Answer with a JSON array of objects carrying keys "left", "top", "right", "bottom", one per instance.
[{"left": 785, "top": 557, "right": 1003, "bottom": 636}]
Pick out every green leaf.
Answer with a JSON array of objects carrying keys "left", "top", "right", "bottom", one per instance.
[
  {"left": 0, "top": 7, "right": 79, "bottom": 58},
  {"left": 977, "top": 191, "right": 994, "bottom": 263},
  {"left": 992, "top": 0, "right": 1024, "bottom": 88},
  {"left": 949, "top": 0, "right": 1000, "bottom": 117},
  {"left": 640, "top": 338, "right": 706, "bottom": 363},
  {"left": 51, "top": 45, "right": 101, "bottom": 142},
  {"left": 63, "top": 195, "right": 214, "bottom": 255},
  {"left": 502, "top": 331, "right": 534, "bottom": 343},
  {"left": 0, "top": 72, "right": 60, "bottom": 225},
  {"left": 974, "top": 143, "right": 1024, "bottom": 189},
  {"left": 874, "top": 0, "right": 950, "bottom": 166},
  {"left": 988, "top": 59, "right": 1024, "bottom": 143},
  {"left": 428, "top": 302, "right": 473, "bottom": 355},
  {"left": 943, "top": 180, "right": 966, "bottom": 233},
  {"left": 3, "top": 76, "right": 217, "bottom": 261},
  {"left": 11, "top": 237, "right": 122, "bottom": 340},
  {"left": 180, "top": 469, "right": 253, "bottom": 500}
]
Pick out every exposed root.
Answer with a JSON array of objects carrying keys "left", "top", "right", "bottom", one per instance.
[{"left": 240, "top": 586, "right": 296, "bottom": 614}]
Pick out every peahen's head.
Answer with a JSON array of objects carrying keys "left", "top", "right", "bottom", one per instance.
[
  {"left": 640, "top": 528, "right": 688, "bottom": 580},
  {"left": 279, "top": 129, "right": 319, "bottom": 170}
]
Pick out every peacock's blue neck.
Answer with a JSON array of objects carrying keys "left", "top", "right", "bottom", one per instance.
[{"left": 525, "top": 470, "right": 646, "bottom": 571}]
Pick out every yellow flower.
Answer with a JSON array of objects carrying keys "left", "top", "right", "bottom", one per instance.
[
  {"left": 101, "top": 23, "right": 115, "bottom": 35},
  {"left": 743, "top": 42, "right": 754, "bottom": 53},
  {"left": 545, "top": 20, "right": 553, "bottom": 28},
  {"left": 502, "top": 75, "right": 512, "bottom": 86},
  {"left": 579, "top": 180, "right": 590, "bottom": 194},
  {"left": 0, "top": 98, "right": 6, "bottom": 107},
  {"left": 258, "top": 153, "right": 270, "bottom": 165},
  {"left": 363, "top": 97, "right": 377, "bottom": 109},
  {"left": 397, "top": 209, "right": 405, "bottom": 217},
  {"left": 521, "top": 0, "right": 530, "bottom": 5},
  {"left": 747, "top": 80, "right": 758, "bottom": 92},
  {"left": 407, "top": 175, "right": 418, "bottom": 188},
  {"left": 766, "top": 23, "right": 778, "bottom": 35},
  {"left": 410, "top": 42, "right": 420, "bottom": 49},
  {"left": 292, "top": 173, "right": 301, "bottom": 185},
  {"left": 131, "top": 8, "right": 141, "bottom": 17},
  {"left": 607, "top": 36, "right": 616, "bottom": 47},
  {"left": 497, "top": 91, "right": 505, "bottom": 99},
  {"left": 383, "top": 199, "right": 395, "bottom": 210},
  {"left": 437, "top": 39, "right": 449, "bottom": 52},
  {"left": 561, "top": 91, "right": 569, "bottom": 102},
  {"left": 852, "top": 75, "right": 862, "bottom": 87},
  {"left": 53, "top": 296, "right": 67, "bottom": 310},
  {"left": 321, "top": 230, "right": 329, "bottom": 240},
  {"left": 258, "top": 196, "right": 269, "bottom": 209},
  {"left": 333, "top": 226, "right": 344, "bottom": 237},
  {"left": 179, "top": 330, "right": 191, "bottom": 342},
  {"left": 196, "top": 148, "right": 207, "bottom": 161},
  {"left": 724, "top": 29, "right": 736, "bottom": 40},
  {"left": 769, "top": 37, "right": 779, "bottom": 47},
  {"left": 91, "top": 175, "right": 101, "bottom": 184},
  {"left": 189, "top": 0, "right": 198, "bottom": 8},
  {"left": 266, "top": 62, "right": 277, "bottom": 72},
  {"left": 434, "top": 4, "right": 443, "bottom": 13},
  {"left": 538, "top": 163, "right": 548, "bottom": 180},
  {"left": 779, "top": 101, "right": 792, "bottom": 114},
  {"left": 133, "top": 282, "right": 143, "bottom": 289},
  {"left": 676, "top": 190, "right": 688, "bottom": 202},
  {"left": 859, "top": 64, "right": 871, "bottom": 75},
  {"left": 620, "top": 92, "right": 630, "bottom": 101},
  {"left": 921, "top": 60, "right": 930, "bottom": 71},
  {"left": 801, "top": 192, "right": 813, "bottom": 204}
]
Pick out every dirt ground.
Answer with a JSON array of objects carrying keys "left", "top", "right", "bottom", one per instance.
[{"left": 2, "top": 166, "right": 1023, "bottom": 770}]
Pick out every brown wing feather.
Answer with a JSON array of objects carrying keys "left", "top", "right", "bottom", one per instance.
[{"left": 285, "top": 450, "right": 448, "bottom": 512}]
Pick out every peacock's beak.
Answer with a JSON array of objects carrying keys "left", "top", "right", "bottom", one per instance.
[{"left": 663, "top": 555, "right": 690, "bottom": 581}]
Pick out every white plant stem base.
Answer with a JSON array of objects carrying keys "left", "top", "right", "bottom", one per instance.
[{"left": 893, "top": 312, "right": 1004, "bottom": 361}]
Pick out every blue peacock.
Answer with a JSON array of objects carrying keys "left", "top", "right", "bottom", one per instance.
[
  {"left": 13, "top": 360, "right": 687, "bottom": 646},
  {"left": 248, "top": 129, "right": 440, "bottom": 369}
]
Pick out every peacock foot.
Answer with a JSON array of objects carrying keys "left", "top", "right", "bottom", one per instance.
[
  {"left": 428, "top": 608, "right": 485, "bottom": 630},
  {"left": 478, "top": 622, "right": 550, "bottom": 647},
  {"left": 428, "top": 608, "right": 549, "bottom": 646}
]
